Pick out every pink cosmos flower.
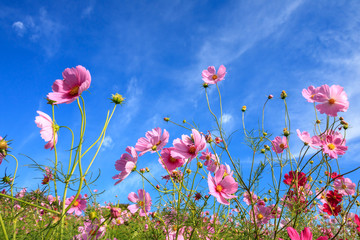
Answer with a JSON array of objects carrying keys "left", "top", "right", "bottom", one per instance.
[
  {"left": 65, "top": 194, "right": 87, "bottom": 216},
  {"left": 302, "top": 86, "right": 320, "bottom": 103},
  {"left": 35, "top": 111, "right": 58, "bottom": 150},
  {"left": 280, "top": 227, "right": 328, "bottom": 240},
  {"left": 172, "top": 129, "right": 206, "bottom": 161},
  {"left": 158, "top": 147, "right": 186, "bottom": 172},
  {"left": 271, "top": 136, "right": 288, "bottom": 153},
  {"left": 314, "top": 84, "right": 349, "bottom": 117},
  {"left": 47, "top": 65, "right": 91, "bottom": 104},
  {"left": 250, "top": 205, "right": 272, "bottom": 226},
  {"left": 112, "top": 146, "right": 137, "bottom": 185},
  {"left": 208, "top": 167, "right": 238, "bottom": 205},
  {"left": 200, "top": 149, "right": 220, "bottom": 172},
  {"left": 74, "top": 218, "right": 106, "bottom": 240},
  {"left": 243, "top": 191, "right": 258, "bottom": 205},
  {"left": 320, "top": 133, "right": 347, "bottom": 159},
  {"left": 296, "top": 129, "right": 319, "bottom": 148},
  {"left": 135, "top": 127, "right": 169, "bottom": 156},
  {"left": 354, "top": 214, "right": 360, "bottom": 232},
  {"left": 202, "top": 65, "right": 226, "bottom": 84},
  {"left": 333, "top": 177, "right": 356, "bottom": 196},
  {"left": 127, "top": 189, "right": 152, "bottom": 216}
]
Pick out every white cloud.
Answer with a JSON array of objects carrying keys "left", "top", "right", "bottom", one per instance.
[
  {"left": 101, "top": 135, "right": 114, "bottom": 150},
  {"left": 221, "top": 113, "right": 233, "bottom": 124},
  {"left": 12, "top": 21, "right": 25, "bottom": 36}
]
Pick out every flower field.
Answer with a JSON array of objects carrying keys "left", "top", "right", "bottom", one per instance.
[{"left": 0, "top": 65, "right": 359, "bottom": 240}]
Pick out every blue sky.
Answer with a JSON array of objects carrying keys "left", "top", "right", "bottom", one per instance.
[{"left": 1, "top": 0, "right": 360, "bottom": 205}]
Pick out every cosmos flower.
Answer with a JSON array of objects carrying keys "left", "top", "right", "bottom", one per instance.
[
  {"left": 47, "top": 65, "right": 91, "bottom": 104},
  {"left": 135, "top": 127, "right": 169, "bottom": 156},
  {"left": 280, "top": 227, "right": 328, "bottom": 240},
  {"left": 172, "top": 129, "right": 206, "bottom": 161},
  {"left": 35, "top": 111, "right": 58, "bottom": 150},
  {"left": 208, "top": 167, "right": 238, "bottom": 205},
  {"left": 202, "top": 65, "right": 226, "bottom": 85},
  {"left": 271, "top": 136, "right": 288, "bottom": 154},
  {"left": 158, "top": 147, "right": 186, "bottom": 172},
  {"left": 65, "top": 194, "right": 87, "bottom": 216},
  {"left": 314, "top": 84, "right": 349, "bottom": 117},
  {"left": 112, "top": 146, "right": 137, "bottom": 185},
  {"left": 128, "top": 189, "right": 152, "bottom": 217}
]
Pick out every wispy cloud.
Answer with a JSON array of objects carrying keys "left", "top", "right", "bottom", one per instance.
[{"left": 12, "top": 21, "right": 25, "bottom": 36}]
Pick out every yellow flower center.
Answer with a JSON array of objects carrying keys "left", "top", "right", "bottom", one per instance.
[
  {"left": 73, "top": 201, "right": 79, "bottom": 207},
  {"left": 279, "top": 143, "right": 285, "bottom": 149},
  {"left": 328, "top": 98, "right": 336, "bottom": 104},
  {"left": 216, "top": 185, "right": 223, "bottom": 192},
  {"left": 138, "top": 201, "right": 144, "bottom": 207},
  {"left": 257, "top": 213, "right": 264, "bottom": 220},
  {"left": 169, "top": 157, "right": 177, "bottom": 163},
  {"left": 189, "top": 146, "right": 196, "bottom": 154},
  {"left": 206, "top": 155, "right": 211, "bottom": 160},
  {"left": 342, "top": 184, "right": 347, "bottom": 189},
  {"left": 328, "top": 143, "right": 336, "bottom": 150},
  {"left": 212, "top": 74, "right": 218, "bottom": 80},
  {"left": 69, "top": 86, "right": 79, "bottom": 96}
]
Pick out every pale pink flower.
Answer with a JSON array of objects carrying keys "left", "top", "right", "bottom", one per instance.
[
  {"left": 271, "top": 136, "right": 288, "bottom": 153},
  {"left": 47, "top": 65, "right": 91, "bottom": 104},
  {"left": 35, "top": 111, "right": 58, "bottom": 150},
  {"left": 65, "top": 194, "right": 87, "bottom": 216},
  {"left": 158, "top": 147, "right": 186, "bottom": 172},
  {"left": 127, "top": 189, "right": 152, "bottom": 217},
  {"left": 296, "top": 129, "right": 319, "bottom": 148},
  {"left": 135, "top": 127, "right": 169, "bottom": 156},
  {"left": 172, "top": 129, "right": 206, "bottom": 161},
  {"left": 200, "top": 149, "right": 220, "bottom": 172},
  {"left": 280, "top": 227, "right": 328, "bottom": 240},
  {"left": 249, "top": 205, "right": 272, "bottom": 226},
  {"left": 202, "top": 65, "right": 226, "bottom": 84},
  {"left": 243, "top": 191, "right": 258, "bottom": 205},
  {"left": 314, "top": 84, "right": 349, "bottom": 117},
  {"left": 333, "top": 177, "right": 356, "bottom": 196},
  {"left": 208, "top": 167, "right": 238, "bottom": 205},
  {"left": 74, "top": 218, "right": 106, "bottom": 240},
  {"left": 320, "top": 133, "right": 347, "bottom": 159},
  {"left": 112, "top": 146, "right": 137, "bottom": 185},
  {"left": 302, "top": 86, "right": 320, "bottom": 103}
]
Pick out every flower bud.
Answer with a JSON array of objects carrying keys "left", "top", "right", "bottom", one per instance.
[
  {"left": 263, "top": 197, "right": 268, "bottom": 202},
  {"left": 283, "top": 128, "right": 290, "bottom": 136},
  {"left": 260, "top": 149, "right": 266, "bottom": 154},
  {"left": 186, "top": 169, "right": 191, "bottom": 174},
  {"left": 268, "top": 190, "right": 272, "bottom": 194},
  {"left": 163, "top": 117, "right": 170, "bottom": 122},
  {"left": 316, "top": 120, "right": 321, "bottom": 124},
  {"left": 140, "top": 168, "right": 146, "bottom": 173},
  {"left": 280, "top": 90, "right": 287, "bottom": 99},
  {"left": 309, "top": 160, "right": 314, "bottom": 164},
  {"left": 203, "top": 83, "right": 209, "bottom": 88},
  {"left": 197, "top": 162, "right": 203, "bottom": 168},
  {"left": 268, "top": 95, "right": 273, "bottom": 99},
  {"left": 111, "top": 93, "right": 125, "bottom": 105},
  {"left": 264, "top": 145, "right": 270, "bottom": 151},
  {"left": 319, "top": 180, "right": 323, "bottom": 184},
  {"left": 0, "top": 140, "right": 8, "bottom": 150},
  {"left": 241, "top": 106, "right": 247, "bottom": 112},
  {"left": 182, "top": 119, "right": 186, "bottom": 124},
  {"left": 263, "top": 132, "right": 267, "bottom": 136},
  {"left": 146, "top": 167, "right": 150, "bottom": 172},
  {"left": 339, "top": 117, "right": 344, "bottom": 120},
  {"left": 156, "top": 184, "right": 160, "bottom": 189},
  {"left": 89, "top": 211, "right": 97, "bottom": 220}
]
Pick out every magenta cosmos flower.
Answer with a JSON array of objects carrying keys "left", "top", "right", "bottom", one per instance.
[
  {"left": 135, "top": 127, "right": 169, "bottom": 156},
  {"left": 35, "top": 111, "right": 58, "bottom": 150},
  {"left": 202, "top": 65, "right": 226, "bottom": 84},
  {"left": 314, "top": 84, "right": 349, "bottom": 117},
  {"left": 47, "top": 65, "right": 91, "bottom": 104},
  {"left": 112, "top": 146, "right": 138, "bottom": 185},
  {"left": 208, "top": 167, "right": 238, "bottom": 205},
  {"left": 280, "top": 227, "right": 328, "bottom": 240},
  {"left": 271, "top": 136, "right": 288, "bottom": 154},
  {"left": 127, "top": 189, "right": 152, "bottom": 216},
  {"left": 333, "top": 177, "right": 356, "bottom": 196},
  {"left": 158, "top": 147, "right": 186, "bottom": 172},
  {"left": 172, "top": 129, "right": 206, "bottom": 161},
  {"left": 65, "top": 194, "right": 87, "bottom": 216}
]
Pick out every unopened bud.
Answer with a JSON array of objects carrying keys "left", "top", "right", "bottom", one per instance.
[
  {"left": 0, "top": 140, "right": 8, "bottom": 150},
  {"left": 264, "top": 145, "right": 270, "bottom": 151},
  {"left": 197, "top": 162, "right": 203, "bottom": 168},
  {"left": 164, "top": 117, "right": 170, "bottom": 122},
  {"left": 146, "top": 167, "right": 150, "bottom": 172},
  {"left": 186, "top": 169, "right": 191, "bottom": 174},
  {"left": 309, "top": 160, "right": 314, "bottom": 164},
  {"left": 316, "top": 120, "right": 321, "bottom": 124},
  {"left": 140, "top": 168, "right": 146, "bottom": 173},
  {"left": 182, "top": 119, "right": 186, "bottom": 123},
  {"left": 280, "top": 90, "right": 287, "bottom": 99},
  {"left": 268, "top": 95, "right": 273, "bottom": 99},
  {"left": 339, "top": 117, "right": 344, "bottom": 120},
  {"left": 203, "top": 83, "right": 209, "bottom": 88},
  {"left": 263, "top": 132, "right": 267, "bottom": 136},
  {"left": 319, "top": 180, "right": 323, "bottom": 184},
  {"left": 111, "top": 93, "right": 125, "bottom": 105},
  {"left": 283, "top": 128, "right": 290, "bottom": 136},
  {"left": 241, "top": 106, "right": 247, "bottom": 112},
  {"left": 156, "top": 184, "right": 160, "bottom": 189},
  {"left": 264, "top": 197, "right": 268, "bottom": 202},
  {"left": 260, "top": 149, "right": 266, "bottom": 154},
  {"left": 268, "top": 190, "right": 272, "bottom": 194}
]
